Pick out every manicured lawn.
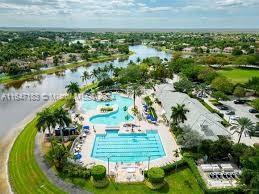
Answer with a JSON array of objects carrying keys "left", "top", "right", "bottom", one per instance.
[
  {"left": 67, "top": 168, "right": 204, "bottom": 194},
  {"left": 8, "top": 100, "right": 67, "bottom": 194},
  {"left": 217, "top": 68, "right": 259, "bottom": 83}
]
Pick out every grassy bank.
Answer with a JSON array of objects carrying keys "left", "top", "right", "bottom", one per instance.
[
  {"left": 66, "top": 168, "right": 203, "bottom": 194},
  {"left": 0, "top": 53, "right": 130, "bottom": 85},
  {"left": 217, "top": 68, "right": 259, "bottom": 83},
  {"left": 8, "top": 99, "right": 67, "bottom": 194}
]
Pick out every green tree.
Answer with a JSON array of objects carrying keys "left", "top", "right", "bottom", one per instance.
[
  {"left": 211, "top": 91, "right": 229, "bottom": 101},
  {"left": 81, "top": 71, "right": 91, "bottom": 83},
  {"left": 251, "top": 99, "right": 259, "bottom": 111},
  {"left": 65, "top": 82, "right": 80, "bottom": 96},
  {"left": 230, "top": 117, "right": 255, "bottom": 143},
  {"left": 46, "top": 141, "right": 69, "bottom": 170},
  {"left": 233, "top": 86, "right": 246, "bottom": 98},
  {"left": 36, "top": 108, "right": 56, "bottom": 144},
  {"left": 54, "top": 108, "right": 72, "bottom": 143},
  {"left": 174, "top": 78, "right": 193, "bottom": 93},
  {"left": 170, "top": 104, "right": 189, "bottom": 125},
  {"left": 211, "top": 77, "right": 234, "bottom": 94},
  {"left": 128, "top": 83, "right": 143, "bottom": 108},
  {"left": 177, "top": 125, "right": 202, "bottom": 148}
]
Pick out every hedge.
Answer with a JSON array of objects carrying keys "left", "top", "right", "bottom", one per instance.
[
  {"left": 185, "top": 158, "right": 245, "bottom": 194},
  {"left": 147, "top": 167, "right": 165, "bottom": 183},
  {"left": 144, "top": 158, "right": 245, "bottom": 194},
  {"left": 91, "top": 165, "right": 106, "bottom": 181}
]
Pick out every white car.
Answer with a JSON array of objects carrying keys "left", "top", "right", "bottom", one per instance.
[{"left": 230, "top": 115, "right": 240, "bottom": 121}]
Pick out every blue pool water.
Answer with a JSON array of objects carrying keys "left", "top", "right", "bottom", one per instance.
[
  {"left": 91, "top": 130, "right": 166, "bottom": 163},
  {"left": 82, "top": 93, "right": 134, "bottom": 126}
]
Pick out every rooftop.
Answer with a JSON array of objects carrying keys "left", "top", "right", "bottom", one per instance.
[{"left": 155, "top": 83, "right": 231, "bottom": 141}]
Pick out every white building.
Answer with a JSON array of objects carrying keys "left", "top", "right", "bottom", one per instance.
[{"left": 155, "top": 83, "right": 231, "bottom": 141}]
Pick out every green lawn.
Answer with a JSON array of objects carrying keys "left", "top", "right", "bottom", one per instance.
[
  {"left": 217, "top": 68, "right": 259, "bottom": 83},
  {"left": 8, "top": 100, "right": 67, "bottom": 194},
  {"left": 66, "top": 168, "right": 204, "bottom": 194},
  {"left": 8, "top": 82, "right": 204, "bottom": 194}
]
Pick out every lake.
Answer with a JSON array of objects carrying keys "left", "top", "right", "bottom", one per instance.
[{"left": 0, "top": 45, "right": 171, "bottom": 137}]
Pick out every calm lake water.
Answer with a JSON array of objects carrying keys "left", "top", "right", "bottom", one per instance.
[{"left": 0, "top": 45, "right": 171, "bottom": 137}]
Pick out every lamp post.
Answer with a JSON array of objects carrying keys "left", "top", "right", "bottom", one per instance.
[
  {"left": 147, "top": 155, "right": 151, "bottom": 170},
  {"left": 107, "top": 156, "right": 110, "bottom": 176}
]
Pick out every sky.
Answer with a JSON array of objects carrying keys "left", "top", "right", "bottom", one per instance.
[{"left": 0, "top": 0, "right": 259, "bottom": 28}]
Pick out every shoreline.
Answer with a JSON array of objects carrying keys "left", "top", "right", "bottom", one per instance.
[
  {"left": 0, "top": 101, "right": 52, "bottom": 193},
  {"left": 0, "top": 52, "right": 131, "bottom": 85},
  {"left": 0, "top": 52, "right": 133, "bottom": 193}
]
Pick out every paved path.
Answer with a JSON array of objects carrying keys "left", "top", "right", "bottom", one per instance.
[{"left": 35, "top": 134, "right": 91, "bottom": 194}]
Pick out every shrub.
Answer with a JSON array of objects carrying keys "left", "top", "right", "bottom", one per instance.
[
  {"left": 91, "top": 165, "right": 106, "bottom": 181},
  {"left": 62, "top": 163, "right": 91, "bottom": 179},
  {"left": 147, "top": 167, "right": 165, "bottom": 183}
]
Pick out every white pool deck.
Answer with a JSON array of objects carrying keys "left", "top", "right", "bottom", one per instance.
[{"left": 74, "top": 93, "right": 181, "bottom": 182}]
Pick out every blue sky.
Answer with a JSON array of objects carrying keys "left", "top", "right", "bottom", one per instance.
[{"left": 0, "top": 0, "right": 258, "bottom": 28}]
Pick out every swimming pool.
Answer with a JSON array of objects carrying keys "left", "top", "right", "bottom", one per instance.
[
  {"left": 82, "top": 93, "right": 134, "bottom": 126},
  {"left": 91, "top": 130, "right": 166, "bottom": 163}
]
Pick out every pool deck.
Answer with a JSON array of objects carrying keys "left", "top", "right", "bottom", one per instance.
[{"left": 74, "top": 93, "right": 181, "bottom": 182}]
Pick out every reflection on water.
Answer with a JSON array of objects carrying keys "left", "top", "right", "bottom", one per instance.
[{"left": 0, "top": 45, "right": 171, "bottom": 137}]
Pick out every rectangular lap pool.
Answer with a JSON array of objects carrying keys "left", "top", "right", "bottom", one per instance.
[{"left": 91, "top": 130, "right": 166, "bottom": 163}]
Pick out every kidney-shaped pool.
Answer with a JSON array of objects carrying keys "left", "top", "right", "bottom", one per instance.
[{"left": 82, "top": 93, "right": 134, "bottom": 126}]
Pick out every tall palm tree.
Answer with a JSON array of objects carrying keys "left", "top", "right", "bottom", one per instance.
[
  {"left": 54, "top": 108, "right": 72, "bottom": 143},
  {"left": 81, "top": 71, "right": 91, "bottom": 83},
  {"left": 128, "top": 83, "right": 143, "bottom": 108},
  {"left": 170, "top": 104, "right": 189, "bottom": 125},
  {"left": 36, "top": 108, "right": 56, "bottom": 144},
  {"left": 230, "top": 117, "right": 255, "bottom": 144},
  {"left": 65, "top": 82, "right": 80, "bottom": 96}
]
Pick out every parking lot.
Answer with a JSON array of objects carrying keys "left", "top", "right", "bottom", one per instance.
[
  {"left": 204, "top": 98, "right": 259, "bottom": 146},
  {"left": 222, "top": 101, "right": 258, "bottom": 124}
]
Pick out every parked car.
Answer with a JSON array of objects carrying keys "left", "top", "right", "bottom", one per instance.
[
  {"left": 218, "top": 105, "right": 229, "bottom": 110},
  {"left": 249, "top": 109, "right": 259, "bottom": 114},
  {"left": 226, "top": 110, "right": 235, "bottom": 115},
  {"left": 234, "top": 99, "right": 246, "bottom": 104},
  {"left": 230, "top": 115, "right": 240, "bottom": 121}
]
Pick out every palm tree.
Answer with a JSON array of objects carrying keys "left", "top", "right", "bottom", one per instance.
[
  {"left": 170, "top": 104, "right": 189, "bottom": 125},
  {"left": 36, "top": 108, "right": 56, "bottom": 144},
  {"left": 128, "top": 83, "right": 143, "bottom": 108},
  {"left": 65, "top": 82, "right": 80, "bottom": 96},
  {"left": 54, "top": 108, "right": 72, "bottom": 143},
  {"left": 81, "top": 71, "right": 91, "bottom": 83},
  {"left": 230, "top": 117, "right": 255, "bottom": 144}
]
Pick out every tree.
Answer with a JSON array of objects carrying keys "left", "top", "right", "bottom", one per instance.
[
  {"left": 53, "top": 55, "right": 59, "bottom": 66},
  {"left": 81, "top": 71, "right": 91, "bottom": 83},
  {"left": 128, "top": 83, "right": 143, "bottom": 108},
  {"left": 174, "top": 79, "right": 193, "bottom": 93},
  {"left": 246, "top": 77, "right": 259, "bottom": 95},
  {"left": 211, "top": 91, "right": 229, "bottom": 101},
  {"left": 54, "top": 108, "right": 72, "bottom": 143},
  {"left": 170, "top": 104, "right": 189, "bottom": 125},
  {"left": 36, "top": 108, "right": 56, "bottom": 144},
  {"left": 230, "top": 117, "right": 255, "bottom": 143},
  {"left": 46, "top": 141, "right": 69, "bottom": 170},
  {"left": 233, "top": 86, "right": 246, "bottom": 98},
  {"left": 177, "top": 125, "right": 202, "bottom": 148},
  {"left": 211, "top": 77, "right": 234, "bottom": 94},
  {"left": 65, "top": 82, "right": 80, "bottom": 96},
  {"left": 251, "top": 98, "right": 259, "bottom": 111}
]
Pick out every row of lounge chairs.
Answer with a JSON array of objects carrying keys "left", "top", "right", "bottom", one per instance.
[{"left": 209, "top": 172, "right": 240, "bottom": 180}]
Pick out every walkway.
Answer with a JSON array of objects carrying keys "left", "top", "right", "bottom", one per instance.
[{"left": 35, "top": 133, "right": 91, "bottom": 194}]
